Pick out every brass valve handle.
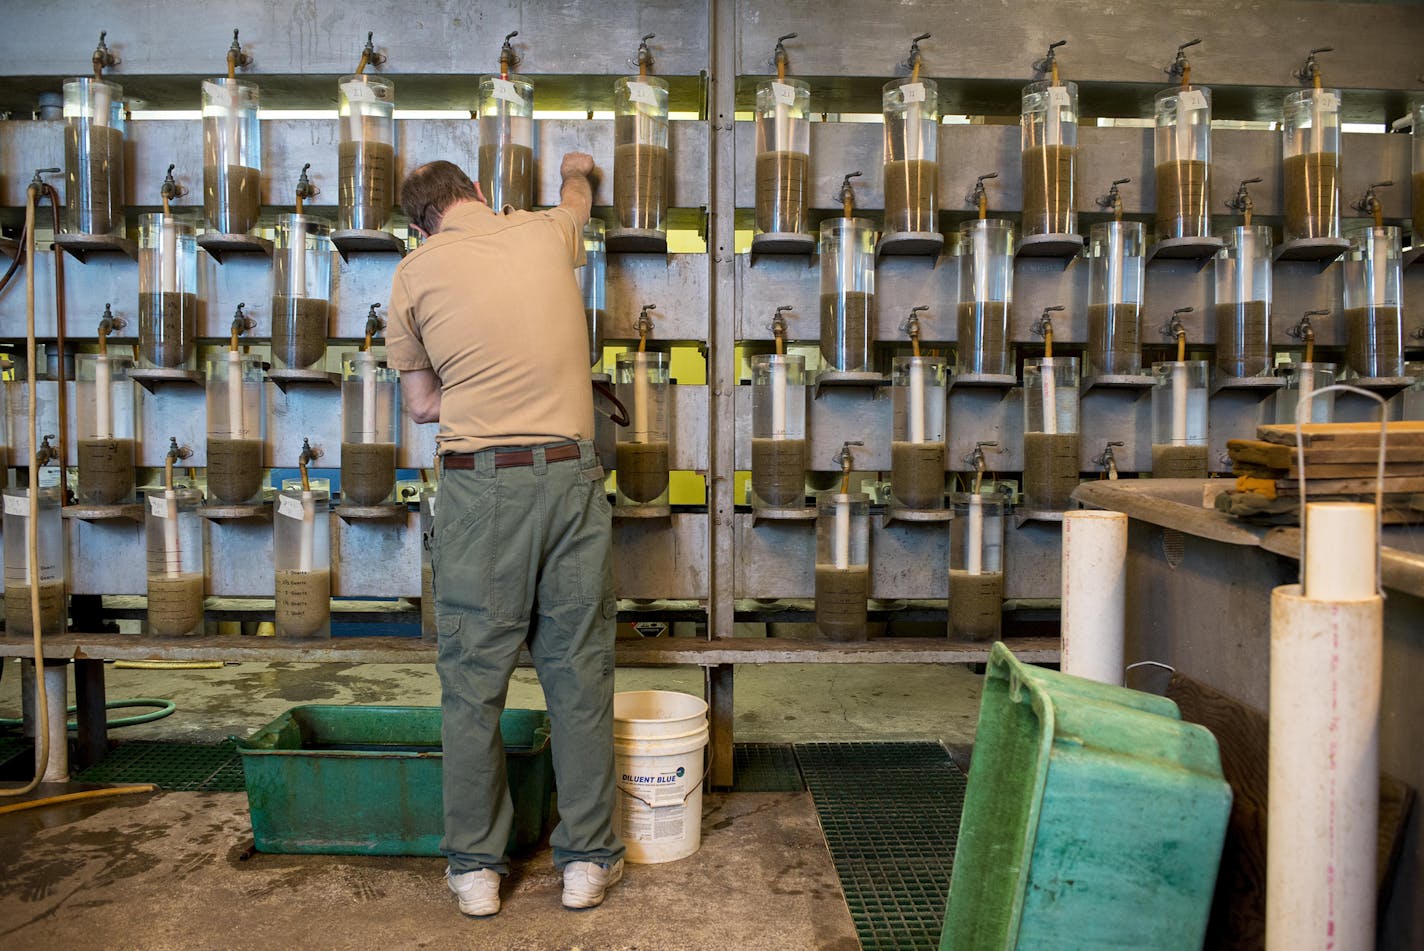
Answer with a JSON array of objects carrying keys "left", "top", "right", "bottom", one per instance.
[
  {"left": 226, "top": 29, "right": 251, "bottom": 80},
  {"left": 966, "top": 172, "right": 998, "bottom": 219},
  {"left": 636, "top": 304, "right": 657, "bottom": 352},
  {"left": 1034, "top": 39, "right": 1068, "bottom": 84},
  {"left": 770, "top": 305, "right": 793, "bottom": 354},
  {"left": 294, "top": 163, "right": 319, "bottom": 211},
  {"left": 636, "top": 34, "right": 656, "bottom": 78},
  {"left": 1095, "top": 178, "right": 1131, "bottom": 221},
  {"left": 837, "top": 172, "right": 863, "bottom": 217},
  {"left": 773, "top": 33, "right": 797, "bottom": 81},
  {"left": 362, "top": 304, "right": 385, "bottom": 351},
  {"left": 907, "top": 33, "right": 930, "bottom": 82},
  {"left": 92, "top": 31, "right": 119, "bottom": 80},
  {"left": 356, "top": 31, "right": 385, "bottom": 75},
  {"left": 1296, "top": 47, "right": 1332, "bottom": 89},
  {"left": 1166, "top": 38, "right": 1201, "bottom": 86},
  {"left": 499, "top": 31, "right": 520, "bottom": 78}
]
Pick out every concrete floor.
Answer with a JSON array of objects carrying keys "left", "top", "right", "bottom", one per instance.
[
  {"left": 1, "top": 790, "right": 859, "bottom": 950},
  {"left": 0, "top": 655, "right": 984, "bottom": 949}
]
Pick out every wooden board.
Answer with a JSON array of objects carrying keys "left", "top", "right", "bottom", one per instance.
[
  {"left": 1272, "top": 476, "right": 1424, "bottom": 495},
  {"left": 1166, "top": 673, "right": 1414, "bottom": 951},
  {"left": 1256, "top": 421, "right": 1424, "bottom": 449},
  {"left": 1234, "top": 462, "right": 1420, "bottom": 480},
  {"left": 1227, "top": 439, "right": 1424, "bottom": 470}
]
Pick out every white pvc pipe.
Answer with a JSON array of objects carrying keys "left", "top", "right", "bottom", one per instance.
[
  {"left": 1060, "top": 510, "right": 1128, "bottom": 684},
  {"left": 1304, "top": 502, "right": 1376, "bottom": 601},
  {"left": 40, "top": 662, "right": 68, "bottom": 782},
  {"left": 1267, "top": 582, "right": 1381, "bottom": 951}
]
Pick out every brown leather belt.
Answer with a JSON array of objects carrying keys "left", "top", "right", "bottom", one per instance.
[{"left": 441, "top": 444, "right": 582, "bottom": 470}]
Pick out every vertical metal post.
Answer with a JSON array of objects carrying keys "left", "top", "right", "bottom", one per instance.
[
  {"left": 72, "top": 659, "right": 109, "bottom": 770},
  {"left": 707, "top": 0, "right": 738, "bottom": 786}
]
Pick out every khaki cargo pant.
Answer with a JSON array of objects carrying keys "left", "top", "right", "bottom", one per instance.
[{"left": 432, "top": 440, "right": 624, "bottom": 873}]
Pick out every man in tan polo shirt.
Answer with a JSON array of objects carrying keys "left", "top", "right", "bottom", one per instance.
[{"left": 385, "top": 154, "right": 624, "bottom": 918}]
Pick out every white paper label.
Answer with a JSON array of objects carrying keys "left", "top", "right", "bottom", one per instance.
[
  {"left": 901, "top": 82, "right": 926, "bottom": 105},
  {"left": 490, "top": 78, "right": 524, "bottom": 106},
  {"left": 1046, "top": 85, "right": 1071, "bottom": 109},
  {"left": 1315, "top": 91, "right": 1339, "bottom": 112},
  {"left": 149, "top": 495, "right": 170, "bottom": 518},
  {"left": 277, "top": 495, "right": 306, "bottom": 520},
  {"left": 427, "top": 494, "right": 437, "bottom": 518},
  {"left": 341, "top": 80, "right": 378, "bottom": 104},
  {"left": 1178, "top": 89, "right": 1208, "bottom": 113},
  {"left": 626, "top": 81, "right": 658, "bottom": 106},
  {"left": 3, "top": 494, "right": 28, "bottom": 517},
  {"left": 770, "top": 81, "right": 797, "bottom": 107}
]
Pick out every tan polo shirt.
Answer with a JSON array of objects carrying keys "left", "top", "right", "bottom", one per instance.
[{"left": 385, "top": 201, "right": 592, "bottom": 454}]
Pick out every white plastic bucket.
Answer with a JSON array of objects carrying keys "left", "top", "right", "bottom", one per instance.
[{"left": 612, "top": 690, "right": 710, "bottom": 864}]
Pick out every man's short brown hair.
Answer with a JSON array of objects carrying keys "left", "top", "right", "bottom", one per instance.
[{"left": 399, "top": 161, "right": 479, "bottom": 235}]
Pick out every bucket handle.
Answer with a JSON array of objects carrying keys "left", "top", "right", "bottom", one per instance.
[{"left": 615, "top": 741, "right": 715, "bottom": 809}]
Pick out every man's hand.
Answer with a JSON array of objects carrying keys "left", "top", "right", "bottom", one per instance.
[
  {"left": 561, "top": 151, "right": 595, "bottom": 181},
  {"left": 558, "top": 152, "right": 596, "bottom": 226}
]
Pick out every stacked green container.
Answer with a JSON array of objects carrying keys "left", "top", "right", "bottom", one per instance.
[
  {"left": 235, "top": 705, "right": 554, "bottom": 856},
  {"left": 941, "top": 643, "right": 1231, "bottom": 950}
]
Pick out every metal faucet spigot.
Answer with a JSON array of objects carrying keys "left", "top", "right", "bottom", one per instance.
[
  {"left": 770, "top": 304, "right": 793, "bottom": 339},
  {"left": 230, "top": 302, "right": 255, "bottom": 340},
  {"left": 1166, "top": 38, "right": 1201, "bottom": 81},
  {"left": 836, "top": 171, "right": 863, "bottom": 211},
  {"left": 835, "top": 441, "right": 864, "bottom": 473},
  {"left": 635, "top": 34, "right": 656, "bottom": 73},
  {"left": 361, "top": 32, "right": 387, "bottom": 71},
  {"left": 1096, "top": 178, "right": 1131, "bottom": 218},
  {"left": 966, "top": 172, "right": 998, "bottom": 210},
  {"left": 965, "top": 441, "right": 998, "bottom": 474},
  {"left": 499, "top": 31, "right": 520, "bottom": 75},
  {"left": 636, "top": 304, "right": 657, "bottom": 341},
  {"left": 1225, "top": 177, "right": 1261, "bottom": 216},
  {"left": 1164, "top": 307, "right": 1193, "bottom": 341},
  {"left": 92, "top": 31, "right": 119, "bottom": 79},
  {"left": 1350, "top": 181, "right": 1393, "bottom": 217},
  {"left": 1287, "top": 310, "right": 1329, "bottom": 343},
  {"left": 1094, "top": 441, "right": 1125, "bottom": 478},
  {"left": 773, "top": 33, "right": 797, "bottom": 73},
  {"left": 1295, "top": 47, "right": 1332, "bottom": 86},
  {"left": 97, "top": 302, "right": 126, "bottom": 338},
  {"left": 226, "top": 29, "right": 252, "bottom": 73},
  {"left": 160, "top": 164, "right": 185, "bottom": 204},
  {"left": 1032, "top": 305, "right": 1065, "bottom": 340},
  {"left": 1033, "top": 39, "right": 1068, "bottom": 78},
  {"left": 294, "top": 163, "right": 319, "bottom": 204},
  {"left": 35, "top": 434, "right": 59, "bottom": 467},
  {"left": 906, "top": 33, "right": 931, "bottom": 73},
  {"left": 900, "top": 305, "right": 930, "bottom": 340}
]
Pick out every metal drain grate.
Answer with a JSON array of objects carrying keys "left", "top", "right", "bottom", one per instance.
[
  {"left": 75, "top": 739, "right": 245, "bottom": 792},
  {"left": 796, "top": 742, "right": 967, "bottom": 951},
  {"left": 730, "top": 743, "right": 803, "bottom": 792}
]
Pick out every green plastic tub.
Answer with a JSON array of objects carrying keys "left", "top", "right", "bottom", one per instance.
[
  {"left": 941, "top": 643, "right": 1231, "bottom": 950},
  {"left": 235, "top": 705, "right": 554, "bottom": 856}
]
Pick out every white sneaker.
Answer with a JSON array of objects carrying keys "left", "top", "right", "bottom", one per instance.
[
  {"left": 561, "top": 858, "right": 624, "bottom": 909},
  {"left": 447, "top": 868, "right": 501, "bottom": 917}
]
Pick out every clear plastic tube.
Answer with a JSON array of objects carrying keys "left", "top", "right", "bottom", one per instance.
[
  {"left": 337, "top": 73, "right": 395, "bottom": 231},
  {"left": 1214, "top": 225, "right": 1273, "bottom": 378},
  {"left": 750, "top": 354, "right": 807, "bottom": 510},
  {"left": 62, "top": 77, "right": 126, "bottom": 237},
  {"left": 1153, "top": 85, "right": 1211, "bottom": 240},
  {"left": 1342, "top": 225, "right": 1403, "bottom": 378},
  {"left": 478, "top": 76, "right": 535, "bottom": 213},
  {"left": 891, "top": 356, "right": 946, "bottom": 510},
  {"left": 1282, "top": 88, "right": 1342, "bottom": 241},
  {"left": 1087, "top": 221, "right": 1144, "bottom": 375},
  {"left": 755, "top": 78, "right": 811, "bottom": 237},
  {"left": 883, "top": 78, "right": 939, "bottom": 235},
  {"left": 818, "top": 218, "right": 877, "bottom": 372},
  {"left": 1021, "top": 80, "right": 1078, "bottom": 236},
  {"left": 956, "top": 220, "right": 1014, "bottom": 375},
  {"left": 201, "top": 77, "right": 262, "bottom": 234}
]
